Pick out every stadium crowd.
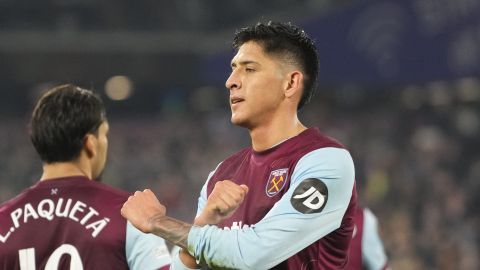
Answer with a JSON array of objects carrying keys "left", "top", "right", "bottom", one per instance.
[{"left": 1, "top": 84, "right": 479, "bottom": 269}]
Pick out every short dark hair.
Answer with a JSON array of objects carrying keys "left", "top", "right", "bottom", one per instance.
[
  {"left": 233, "top": 21, "right": 319, "bottom": 110},
  {"left": 30, "top": 84, "right": 106, "bottom": 163}
]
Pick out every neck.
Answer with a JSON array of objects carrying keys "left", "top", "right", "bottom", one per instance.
[
  {"left": 41, "top": 161, "right": 92, "bottom": 181},
  {"left": 249, "top": 112, "right": 307, "bottom": 152}
]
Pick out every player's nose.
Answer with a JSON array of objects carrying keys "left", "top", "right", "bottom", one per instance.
[{"left": 226, "top": 71, "right": 241, "bottom": 91}]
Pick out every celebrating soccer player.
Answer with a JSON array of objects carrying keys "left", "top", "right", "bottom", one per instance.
[
  {"left": 122, "top": 21, "right": 357, "bottom": 269},
  {"left": 0, "top": 84, "right": 171, "bottom": 269}
]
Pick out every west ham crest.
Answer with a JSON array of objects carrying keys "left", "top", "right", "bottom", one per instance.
[{"left": 265, "top": 168, "right": 289, "bottom": 197}]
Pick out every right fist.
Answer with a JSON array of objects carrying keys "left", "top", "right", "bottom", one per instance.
[{"left": 195, "top": 180, "right": 249, "bottom": 226}]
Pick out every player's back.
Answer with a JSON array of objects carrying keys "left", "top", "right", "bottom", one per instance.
[{"left": 0, "top": 176, "right": 130, "bottom": 270}]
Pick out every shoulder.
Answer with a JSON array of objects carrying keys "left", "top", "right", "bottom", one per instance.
[
  {"left": 0, "top": 187, "right": 31, "bottom": 213},
  {"left": 302, "top": 128, "right": 346, "bottom": 150},
  {"left": 282, "top": 128, "right": 348, "bottom": 167},
  {"left": 293, "top": 147, "right": 354, "bottom": 175},
  {"left": 83, "top": 180, "right": 130, "bottom": 200},
  {"left": 75, "top": 181, "right": 130, "bottom": 225}
]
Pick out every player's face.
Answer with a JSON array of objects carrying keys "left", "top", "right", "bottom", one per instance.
[
  {"left": 92, "top": 121, "right": 109, "bottom": 180},
  {"left": 226, "top": 41, "right": 287, "bottom": 129}
]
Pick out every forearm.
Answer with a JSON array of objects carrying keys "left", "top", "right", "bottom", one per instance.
[
  {"left": 148, "top": 215, "right": 205, "bottom": 269},
  {"left": 189, "top": 207, "right": 347, "bottom": 269},
  {"left": 174, "top": 215, "right": 212, "bottom": 268},
  {"left": 150, "top": 215, "right": 192, "bottom": 250}
]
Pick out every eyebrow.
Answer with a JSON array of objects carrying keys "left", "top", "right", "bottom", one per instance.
[{"left": 230, "top": 60, "right": 260, "bottom": 68}]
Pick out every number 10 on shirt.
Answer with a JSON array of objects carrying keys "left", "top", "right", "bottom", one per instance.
[{"left": 18, "top": 244, "right": 83, "bottom": 270}]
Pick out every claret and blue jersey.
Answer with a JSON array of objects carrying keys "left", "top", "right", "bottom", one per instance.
[
  {"left": 172, "top": 128, "right": 357, "bottom": 270},
  {"left": 0, "top": 176, "right": 171, "bottom": 270}
]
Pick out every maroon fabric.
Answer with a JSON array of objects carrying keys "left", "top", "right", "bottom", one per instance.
[
  {"left": 0, "top": 176, "right": 130, "bottom": 270},
  {"left": 346, "top": 207, "right": 365, "bottom": 270},
  {"left": 207, "top": 128, "right": 357, "bottom": 269}
]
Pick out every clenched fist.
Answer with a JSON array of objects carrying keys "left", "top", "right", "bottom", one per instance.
[
  {"left": 195, "top": 180, "right": 249, "bottom": 226},
  {"left": 121, "top": 189, "right": 166, "bottom": 233}
]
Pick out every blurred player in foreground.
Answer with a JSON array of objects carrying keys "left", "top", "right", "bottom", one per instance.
[
  {"left": 0, "top": 84, "right": 171, "bottom": 269},
  {"left": 347, "top": 207, "right": 390, "bottom": 270},
  {"left": 122, "top": 21, "right": 357, "bottom": 269}
]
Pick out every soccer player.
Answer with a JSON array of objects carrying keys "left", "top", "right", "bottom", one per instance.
[
  {"left": 0, "top": 85, "right": 171, "bottom": 269},
  {"left": 122, "top": 21, "right": 357, "bottom": 269},
  {"left": 347, "top": 207, "right": 390, "bottom": 270}
]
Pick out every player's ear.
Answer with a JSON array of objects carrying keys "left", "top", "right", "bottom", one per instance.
[
  {"left": 84, "top": 134, "right": 97, "bottom": 158},
  {"left": 284, "top": 71, "right": 303, "bottom": 99}
]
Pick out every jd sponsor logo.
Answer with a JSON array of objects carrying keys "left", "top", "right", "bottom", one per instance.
[{"left": 290, "top": 178, "right": 328, "bottom": 214}]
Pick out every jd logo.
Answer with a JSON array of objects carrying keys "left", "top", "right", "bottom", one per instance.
[{"left": 290, "top": 178, "right": 328, "bottom": 214}]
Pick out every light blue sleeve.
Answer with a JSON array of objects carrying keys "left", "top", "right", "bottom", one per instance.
[
  {"left": 126, "top": 221, "right": 172, "bottom": 270},
  {"left": 186, "top": 147, "right": 355, "bottom": 269},
  {"left": 195, "top": 162, "right": 222, "bottom": 219},
  {"left": 170, "top": 164, "right": 221, "bottom": 270},
  {"left": 169, "top": 246, "right": 202, "bottom": 270},
  {"left": 362, "top": 208, "right": 388, "bottom": 270}
]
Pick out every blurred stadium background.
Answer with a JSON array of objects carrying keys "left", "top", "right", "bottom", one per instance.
[{"left": 1, "top": 0, "right": 479, "bottom": 269}]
